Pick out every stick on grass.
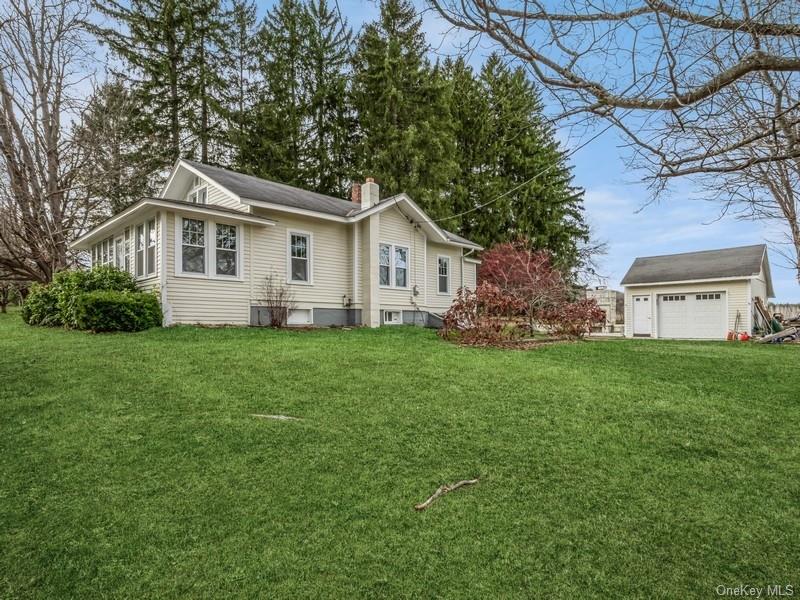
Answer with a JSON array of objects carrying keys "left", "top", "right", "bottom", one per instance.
[{"left": 414, "top": 479, "right": 479, "bottom": 511}]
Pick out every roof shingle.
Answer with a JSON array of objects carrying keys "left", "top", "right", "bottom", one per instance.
[{"left": 621, "top": 244, "right": 766, "bottom": 285}]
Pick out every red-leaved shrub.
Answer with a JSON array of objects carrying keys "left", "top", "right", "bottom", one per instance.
[{"left": 440, "top": 238, "right": 605, "bottom": 345}]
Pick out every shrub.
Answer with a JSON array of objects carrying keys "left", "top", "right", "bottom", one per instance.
[
  {"left": 440, "top": 282, "right": 527, "bottom": 345},
  {"left": 74, "top": 290, "right": 162, "bottom": 332},
  {"left": 540, "top": 298, "right": 606, "bottom": 339},
  {"left": 52, "top": 266, "right": 137, "bottom": 328},
  {"left": 21, "top": 283, "right": 62, "bottom": 327}
]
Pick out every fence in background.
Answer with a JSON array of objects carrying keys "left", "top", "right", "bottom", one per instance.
[{"left": 768, "top": 303, "right": 800, "bottom": 318}]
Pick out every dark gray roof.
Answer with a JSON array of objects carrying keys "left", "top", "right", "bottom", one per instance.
[
  {"left": 621, "top": 244, "right": 767, "bottom": 285},
  {"left": 184, "top": 160, "right": 361, "bottom": 217}
]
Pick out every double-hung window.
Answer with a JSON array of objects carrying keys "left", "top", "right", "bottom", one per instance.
[
  {"left": 114, "top": 238, "right": 124, "bottom": 269},
  {"left": 124, "top": 228, "right": 131, "bottom": 273},
  {"left": 437, "top": 256, "right": 450, "bottom": 294},
  {"left": 135, "top": 224, "right": 145, "bottom": 277},
  {"left": 289, "top": 232, "right": 310, "bottom": 283},
  {"left": 146, "top": 218, "right": 156, "bottom": 276},
  {"left": 181, "top": 218, "right": 206, "bottom": 274},
  {"left": 215, "top": 224, "right": 237, "bottom": 276},
  {"left": 379, "top": 243, "right": 410, "bottom": 288}
]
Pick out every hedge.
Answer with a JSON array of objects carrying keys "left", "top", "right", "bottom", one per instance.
[
  {"left": 74, "top": 290, "right": 162, "bottom": 332},
  {"left": 21, "top": 266, "right": 161, "bottom": 332}
]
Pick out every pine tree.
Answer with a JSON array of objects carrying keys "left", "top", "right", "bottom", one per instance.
[
  {"left": 351, "top": 0, "right": 456, "bottom": 217},
  {"left": 443, "top": 54, "right": 588, "bottom": 267},
  {"left": 74, "top": 79, "right": 162, "bottom": 215},
  {"left": 304, "top": 0, "right": 354, "bottom": 197},
  {"left": 93, "top": 0, "right": 194, "bottom": 163},
  {"left": 222, "top": 0, "right": 259, "bottom": 169},
  {"left": 251, "top": 0, "right": 311, "bottom": 185},
  {"left": 183, "top": 0, "right": 230, "bottom": 163}
]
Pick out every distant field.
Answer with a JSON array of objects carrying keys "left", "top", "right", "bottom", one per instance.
[{"left": 1, "top": 312, "right": 798, "bottom": 598}]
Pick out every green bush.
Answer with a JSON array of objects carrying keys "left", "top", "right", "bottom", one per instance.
[
  {"left": 52, "top": 266, "right": 137, "bottom": 328},
  {"left": 74, "top": 290, "right": 162, "bottom": 332},
  {"left": 20, "top": 283, "right": 62, "bottom": 327}
]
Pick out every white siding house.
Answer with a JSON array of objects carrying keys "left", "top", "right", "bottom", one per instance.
[
  {"left": 621, "top": 245, "right": 774, "bottom": 339},
  {"left": 70, "top": 160, "right": 482, "bottom": 327}
]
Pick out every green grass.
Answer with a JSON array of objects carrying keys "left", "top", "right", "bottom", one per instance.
[{"left": 1, "top": 311, "right": 798, "bottom": 599}]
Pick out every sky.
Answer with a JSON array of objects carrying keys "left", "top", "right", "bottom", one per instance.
[{"left": 271, "top": 0, "right": 796, "bottom": 301}]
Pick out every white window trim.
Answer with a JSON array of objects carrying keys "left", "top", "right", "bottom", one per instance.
[
  {"left": 145, "top": 218, "right": 157, "bottom": 277},
  {"left": 437, "top": 255, "right": 451, "bottom": 295},
  {"left": 383, "top": 310, "right": 402, "bottom": 325},
  {"left": 114, "top": 236, "right": 124, "bottom": 269},
  {"left": 174, "top": 216, "right": 244, "bottom": 281},
  {"left": 187, "top": 178, "right": 208, "bottom": 204},
  {"left": 286, "top": 229, "right": 313, "bottom": 286},
  {"left": 379, "top": 241, "right": 410, "bottom": 290}
]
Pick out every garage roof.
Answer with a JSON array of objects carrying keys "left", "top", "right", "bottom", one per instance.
[{"left": 621, "top": 244, "right": 770, "bottom": 289}]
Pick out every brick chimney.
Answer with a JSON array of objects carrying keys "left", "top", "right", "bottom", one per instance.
[
  {"left": 361, "top": 177, "right": 379, "bottom": 209},
  {"left": 351, "top": 182, "right": 361, "bottom": 204}
]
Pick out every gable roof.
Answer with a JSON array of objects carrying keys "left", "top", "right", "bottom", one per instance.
[
  {"left": 182, "top": 160, "right": 361, "bottom": 217},
  {"left": 174, "top": 160, "right": 483, "bottom": 249},
  {"left": 621, "top": 244, "right": 771, "bottom": 290}
]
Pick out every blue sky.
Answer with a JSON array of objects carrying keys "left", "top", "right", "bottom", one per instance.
[{"left": 275, "top": 0, "right": 797, "bottom": 300}]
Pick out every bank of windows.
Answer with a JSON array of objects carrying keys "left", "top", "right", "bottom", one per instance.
[
  {"left": 179, "top": 217, "right": 239, "bottom": 278},
  {"left": 662, "top": 295, "right": 686, "bottom": 302},
  {"left": 91, "top": 221, "right": 154, "bottom": 279},
  {"left": 379, "top": 243, "right": 409, "bottom": 288},
  {"left": 697, "top": 293, "right": 721, "bottom": 300}
]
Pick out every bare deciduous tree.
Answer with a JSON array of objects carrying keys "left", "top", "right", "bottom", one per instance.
[
  {"left": 428, "top": 0, "right": 800, "bottom": 176},
  {"left": 0, "top": 0, "right": 97, "bottom": 283}
]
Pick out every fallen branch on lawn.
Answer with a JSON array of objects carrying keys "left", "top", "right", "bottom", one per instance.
[
  {"left": 250, "top": 414, "right": 301, "bottom": 421},
  {"left": 414, "top": 479, "right": 479, "bottom": 511}
]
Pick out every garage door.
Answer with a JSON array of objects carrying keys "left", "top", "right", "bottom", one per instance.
[{"left": 657, "top": 292, "right": 726, "bottom": 339}]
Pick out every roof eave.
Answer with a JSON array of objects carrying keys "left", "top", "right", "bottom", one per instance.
[
  {"left": 622, "top": 274, "right": 760, "bottom": 287},
  {"left": 70, "top": 199, "right": 275, "bottom": 250}
]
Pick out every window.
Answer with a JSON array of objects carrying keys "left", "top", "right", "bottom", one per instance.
[
  {"left": 394, "top": 246, "right": 408, "bottom": 288},
  {"left": 379, "top": 244, "right": 391, "bottom": 286},
  {"left": 383, "top": 310, "right": 401, "bottom": 325},
  {"left": 188, "top": 187, "right": 207, "bottom": 204},
  {"left": 379, "top": 243, "right": 410, "bottom": 288},
  {"left": 697, "top": 293, "right": 722, "bottom": 301},
  {"left": 289, "top": 232, "right": 310, "bottom": 283},
  {"left": 124, "top": 228, "right": 131, "bottom": 273},
  {"left": 135, "top": 224, "right": 145, "bottom": 277},
  {"left": 182, "top": 218, "right": 206, "bottom": 274},
  {"left": 114, "top": 238, "right": 124, "bottom": 269},
  {"left": 437, "top": 256, "right": 450, "bottom": 294},
  {"left": 146, "top": 219, "right": 156, "bottom": 276},
  {"left": 215, "top": 224, "right": 237, "bottom": 276}
]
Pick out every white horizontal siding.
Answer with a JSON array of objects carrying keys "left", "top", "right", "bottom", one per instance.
[
  {"left": 623, "top": 279, "right": 752, "bottom": 338},
  {"left": 249, "top": 208, "right": 352, "bottom": 308},
  {"left": 426, "top": 242, "right": 462, "bottom": 311},
  {"left": 463, "top": 261, "right": 477, "bottom": 290},
  {"left": 164, "top": 211, "right": 251, "bottom": 325}
]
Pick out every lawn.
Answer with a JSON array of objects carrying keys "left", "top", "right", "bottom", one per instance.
[{"left": 1, "top": 312, "right": 798, "bottom": 599}]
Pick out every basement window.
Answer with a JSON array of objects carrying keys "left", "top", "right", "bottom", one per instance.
[{"left": 383, "top": 310, "right": 401, "bottom": 325}]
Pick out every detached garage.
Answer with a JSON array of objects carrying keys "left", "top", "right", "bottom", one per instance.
[{"left": 621, "top": 245, "right": 774, "bottom": 340}]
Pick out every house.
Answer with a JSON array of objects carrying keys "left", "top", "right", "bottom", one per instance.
[
  {"left": 69, "top": 160, "right": 482, "bottom": 327},
  {"left": 620, "top": 244, "right": 773, "bottom": 339},
  {"left": 584, "top": 286, "right": 624, "bottom": 334}
]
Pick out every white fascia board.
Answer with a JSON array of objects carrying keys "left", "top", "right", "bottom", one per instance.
[
  {"left": 70, "top": 199, "right": 274, "bottom": 249},
  {"left": 623, "top": 275, "right": 754, "bottom": 288},
  {"left": 350, "top": 194, "right": 452, "bottom": 244}
]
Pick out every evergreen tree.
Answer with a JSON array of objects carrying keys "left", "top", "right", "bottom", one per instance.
[
  {"left": 183, "top": 0, "right": 230, "bottom": 163},
  {"left": 74, "top": 79, "right": 162, "bottom": 215},
  {"left": 93, "top": 0, "right": 194, "bottom": 163},
  {"left": 222, "top": 0, "right": 260, "bottom": 169},
  {"left": 304, "top": 0, "right": 354, "bottom": 197},
  {"left": 351, "top": 0, "right": 456, "bottom": 217},
  {"left": 444, "top": 54, "right": 588, "bottom": 266}
]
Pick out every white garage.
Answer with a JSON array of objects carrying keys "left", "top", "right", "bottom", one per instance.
[{"left": 622, "top": 245, "right": 774, "bottom": 340}]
